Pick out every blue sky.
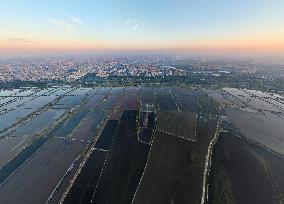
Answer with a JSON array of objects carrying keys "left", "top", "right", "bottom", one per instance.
[{"left": 0, "top": 0, "right": 284, "bottom": 56}]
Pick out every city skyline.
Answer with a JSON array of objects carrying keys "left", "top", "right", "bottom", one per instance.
[{"left": 1, "top": 0, "right": 284, "bottom": 58}]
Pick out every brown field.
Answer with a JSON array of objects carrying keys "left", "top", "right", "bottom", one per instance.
[
  {"left": 209, "top": 133, "right": 284, "bottom": 204},
  {"left": 0, "top": 138, "right": 85, "bottom": 204},
  {"left": 84, "top": 95, "right": 105, "bottom": 110},
  {"left": 227, "top": 109, "right": 284, "bottom": 155},
  {"left": 0, "top": 136, "right": 29, "bottom": 168},
  {"left": 133, "top": 118, "right": 217, "bottom": 204},
  {"left": 70, "top": 110, "right": 105, "bottom": 141},
  {"left": 92, "top": 110, "right": 150, "bottom": 204},
  {"left": 156, "top": 110, "right": 196, "bottom": 140}
]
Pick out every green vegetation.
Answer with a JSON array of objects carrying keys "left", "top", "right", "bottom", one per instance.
[{"left": 209, "top": 155, "right": 236, "bottom": 204}]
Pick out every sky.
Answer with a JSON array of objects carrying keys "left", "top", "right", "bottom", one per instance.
[{"left": 0, "top": 0, "right": 284, "bottom": 58}]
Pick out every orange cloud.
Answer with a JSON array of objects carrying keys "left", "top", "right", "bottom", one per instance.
[{"left": 1, "top": 33, "right": 284, "bottom": 57}]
